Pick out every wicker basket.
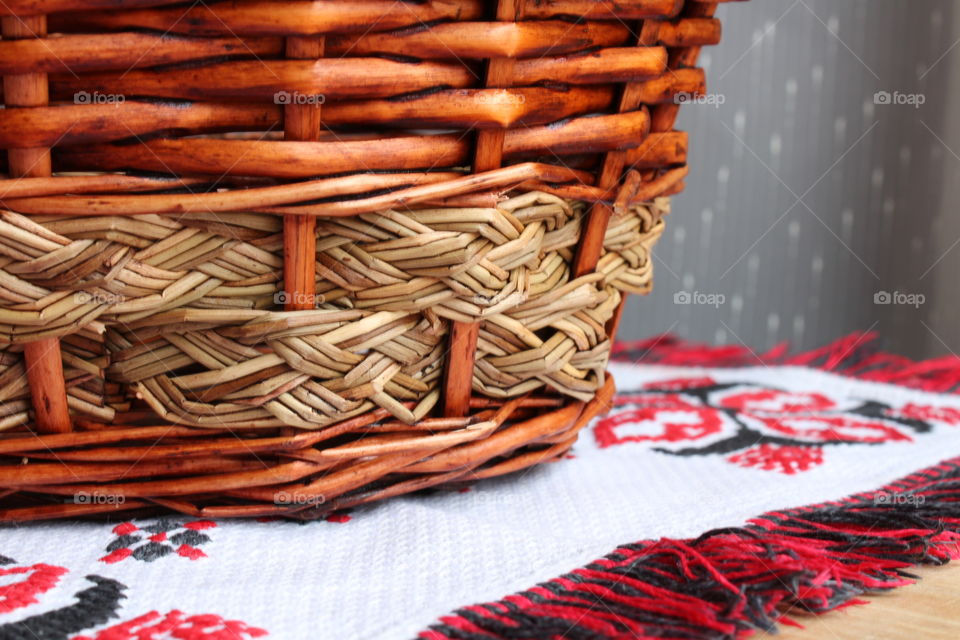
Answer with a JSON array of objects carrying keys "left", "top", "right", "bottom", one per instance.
[{"left": 0, "top": 0, "right": 741, "bottom": 521}]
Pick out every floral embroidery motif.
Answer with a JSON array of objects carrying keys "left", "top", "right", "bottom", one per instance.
[
  {"left": 594, "top": 377, "right": 946, "bottom": 474},
  {"left": 100, "top": 519, "right": 216, "bottom": 564}
]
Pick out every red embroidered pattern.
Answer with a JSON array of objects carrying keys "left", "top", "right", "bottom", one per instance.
[
  {"left": 888, "top": 403, "right": 960, "bottom": 424},
  {"left": 72, "top": 610, "right": 268, "bottom": 640},
  {"left": 0, "top": 563, "right": 67, "bottom": 614},
  {"left": 594, "top": 377, "right": 945, "bottom": 474},
  {"left": 728, "top": 444, "right": 825, "bottom": 475},
  {"left": 716, "top": 389, "right": 835, "bottom": 413},
  {"left": 749, "top": 415, "right": 911, "bottom": 444},
  {"left": 594, "top": 406, "right": 728, "bottom": 447}
]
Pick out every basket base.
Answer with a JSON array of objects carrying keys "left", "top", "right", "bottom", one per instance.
[{"left": 0, "top": 376, "right": 614, "bottom": 522}]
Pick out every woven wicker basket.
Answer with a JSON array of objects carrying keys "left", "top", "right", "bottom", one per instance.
[{"left": 0, "top": 0, "right": 741, "bottom": 521}]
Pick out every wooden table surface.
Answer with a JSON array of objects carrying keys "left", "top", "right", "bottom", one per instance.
[{"left": 757, "top": 564, "right": 960, "bottom": 639}]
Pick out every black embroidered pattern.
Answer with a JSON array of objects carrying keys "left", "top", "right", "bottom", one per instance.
[
  {"left": 101, "top": 518, "right": 215, "bottom": 564},
  {"left": 0, "top": 572, "right": 126, "bottom": 640}
]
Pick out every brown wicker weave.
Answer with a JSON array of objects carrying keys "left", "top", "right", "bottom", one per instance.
[{"left": 0, "top": 0, "right": 742, "bottom": 521}]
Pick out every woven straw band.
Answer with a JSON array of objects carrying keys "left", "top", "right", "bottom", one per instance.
[{"left": 0, "top": 193, "right": 667, "bottom": 429}]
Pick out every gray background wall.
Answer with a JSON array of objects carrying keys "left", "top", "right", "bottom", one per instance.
[{"left": 619, "top": 0, "right": 960, "bottom": 359}]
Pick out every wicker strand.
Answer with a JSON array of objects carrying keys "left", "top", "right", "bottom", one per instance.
[
  {"left": 0, "top": 0, "right": 736, "bottom": 520},
  {"left": 0, "top": 193, "right": 666, "bottom": 427}
]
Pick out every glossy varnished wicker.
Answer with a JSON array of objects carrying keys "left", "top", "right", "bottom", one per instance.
[{"left": 0, "top": 0, "right": 742, "bottom": 521}]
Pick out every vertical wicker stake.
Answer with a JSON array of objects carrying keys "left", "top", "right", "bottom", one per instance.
[
  {"left": 443, "top": 0, "right": 521, "bottom": 418},
  {"left": 282, "top": 36, "right": 322, "bottom": 312},
  {"left": 2, "top": 14, "right": 71, "bottom": 434},
  {"left": 573, "top": 19, "right": 656, "bottom": 279},
  {"left": 279, "top": 36, "right": 322, "bottom": 436},
  {"left": 594, "top": 19, "right": 662, "bottom": 337}
]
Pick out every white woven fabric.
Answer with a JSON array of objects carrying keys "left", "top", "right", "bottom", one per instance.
[{"left": 3, "top": 363, "right": 960, "bottom": 639}]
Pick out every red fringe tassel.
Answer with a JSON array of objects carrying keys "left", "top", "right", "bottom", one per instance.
[{"left": 422, "top": 459, "right": 960, "bottom": 639}]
